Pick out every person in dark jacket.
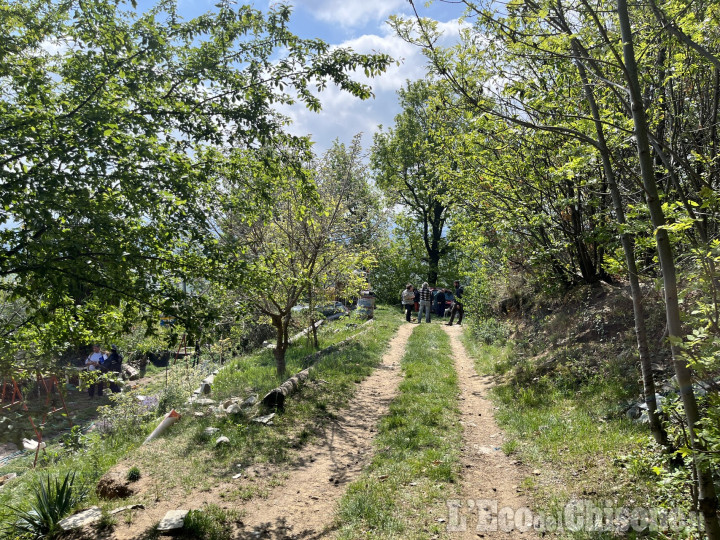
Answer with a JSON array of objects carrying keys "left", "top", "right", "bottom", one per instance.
[
  {"left": 435, "top": 288, "right": 446, "bottom": 316},
  {"left": 413, "top": 287, "right": 420, "bottom": 314},
  {"left": 418, "top": 282, "right": 432, "bottom": 323},
  {"left": 446, "top": 280, "right": 464, "bottom": 326},
  {"left": 103, "top": 344, "right": 123, "bottom": 394}
]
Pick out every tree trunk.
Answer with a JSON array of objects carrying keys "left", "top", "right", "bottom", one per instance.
[
  {"left": 572, "top": 40, "right": 668, "bottom": 447},
  {"left": 617, "top": 2, "right": 720, "bottom": 534},
  {"left": 271, "top": 313, "right": 289, "bottom": 377}
]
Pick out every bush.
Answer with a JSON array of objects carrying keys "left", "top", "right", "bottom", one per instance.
[
  {"left": 98, "top": 391, "right": 155, "bottom": 437},
  {"left": 4, "top": 471, "right": 89, "bottom": 539},
  {"left": 471, "top": 318, "right": 510, "bottom": 345},
  {"left": 181, "top": 505, "right": 238, "bottom": 540},
  {"left": 126, "top": 466, "right": 141, "bottom": 482},
  {"left": 60, "top": 425, "right": 86, "bottom": 454}
]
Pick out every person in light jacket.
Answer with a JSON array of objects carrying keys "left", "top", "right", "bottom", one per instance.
[{"left": 401, "top": 284, "right": 415, "bottom": 322}]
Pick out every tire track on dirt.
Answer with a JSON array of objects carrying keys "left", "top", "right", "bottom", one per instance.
[
  {"left": 443, "top": 325, "right": 538, "bottom": 539},
  {"left": 235, "top": 322, "right": 414, "bottom": 539}
]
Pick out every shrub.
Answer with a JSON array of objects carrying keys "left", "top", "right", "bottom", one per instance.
[
  {"left": 182, "top": 505, "right": 238, "bottom": 540},
  {"left": 471, "top": 318, "right": 510, "bottom": 345},
  {"left": 60, "top": 425, "right": 86, "bottom": 454},
  {"left": 126, "top": 466, "right": 141, "bottom": 482},
  {"left": 98, "top": 390, "right": 154, "bottom": 437},
  {"left": 4, "top": 471, "right": 89, "bottom": 539}
]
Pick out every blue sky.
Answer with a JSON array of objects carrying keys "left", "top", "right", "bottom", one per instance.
[{"left": 162, "top": 0, "right": 467, "bottom": 153}]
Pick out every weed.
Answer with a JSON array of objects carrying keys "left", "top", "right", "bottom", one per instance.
[
  {"left": 4, "top": 471, "right": 89, "bottom": 539},
  {"left": 181, "top": 505, "right": 239, "bottom": 540},
  {"left": 59, "top": 425, "right": 86, "bottom": 454},
  {"left": 126, "top": 466, "right": 141, "bottom": 482},
  {"left": 97, "top": 507, "right": 117, "bottom": 530},
  {"left": 336, "top": 324, "right": 461, "bottom": 538},
  {"left": 502, "top": 439, "right": 519, "bottom": 455}
]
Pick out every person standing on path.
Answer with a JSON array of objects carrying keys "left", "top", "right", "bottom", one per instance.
[
  {"left": 435, "top": 288, "right": 446, "bottom": 316},
  {"left": 446, "top": 280, "right": 464, "bottom": 326},
  {"left": 401, "top": 284, "right": 415, "bottom": 323},
  {"left": 418, "top": 282, "right": 432, "bottom": 323}
]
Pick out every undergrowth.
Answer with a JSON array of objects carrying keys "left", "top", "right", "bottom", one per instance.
[{"left": 462, "top": 296, "right": 704, "bottom": 538}]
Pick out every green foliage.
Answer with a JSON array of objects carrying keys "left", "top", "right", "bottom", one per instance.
[
  {"left": 4, "top": 472, "right": 89, "bottom": 539},
  {"left": 371, "top": 79, "right": 458, "bottom": 287},
  {"left": 98, "top": 390, "right": 154, "bottom": 437},
  {"left": 0, "top": 0, "right": 391, "bottom": 377},
  {"left": 181, "top": 505, "right": 238, "bottom": 540},
  {"left": 470, "top": 318, "right": 510, "bottom": 346},
  {"left": 59, "top": 426, "right": 86, "bottom": 455},
  {"left": 126, "top": 466, "right": 141, "bottom": 482}
]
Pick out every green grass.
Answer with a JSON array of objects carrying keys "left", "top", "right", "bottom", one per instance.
[
  {"left": 94, "top": 308, "right": 402, "bottom": 509},
  {"left": 335, "top": 323, "right": 462, "bottom": 539},
  {"left": 460, "top": 330, "right": 665, "bottom": 539}
]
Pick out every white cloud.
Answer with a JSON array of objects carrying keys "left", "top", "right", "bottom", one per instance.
[
  {"left": 293, "top": 0, "right": 408, "bottom": 29},
  {"left": 276, "top": 18, "right": 468, "bottom": 153}
]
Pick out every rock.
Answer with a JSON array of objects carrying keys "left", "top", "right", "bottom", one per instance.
[
  {"left": 625, "top": 405, "right": 641, "bottom": 420},
  {"left": 22, "top": 438, "right": 46, "bottom": 451},
  {"left": 199, "top": 382, "right": 212, "bottom": 395},
  {"left": 204, "top": 427, "right": 220, "bottom": 436},
  {"left": 96, "top": 472, "right": 135, "bottom": 500},
  {"left": 122, "top": 364, "right": 140, "bottom": 381},
  {"left": 203, "top": 374, "right": 215, "bottom": 385},
  {"left": 193, "top": 398, "right": 216, "bottom": 406},
  {"left": 215, "top": 436, "right": 230, "bottom": 446},
  {"left": 225, "top": 404, "right": 242, "bottom": 415},
  {"left": 0, "top": 473, "right": 17, "bottom": 488},
  {"left": 650, "top": 363, "right": 666, "bottom": 372},
  {"left": 58, "top": 507, "right": 103, "bottom": 531},
  {"left": 242, "top": 395, "right": 258, "bottom": 408},
  {"left": 194, "top": 412, "right": 205, "bottom": 418},
  {"left": 252, "top": 413, "right": 275, "bottom": 425},
  {"left": 232, "top": 473, "right": 243, "bottom": 479},
  {"left": 222, "top": 399, "right": 235, "bottom": 409},
  {"left": 157, "top": 509, "right": 189, "bottom": 531}
]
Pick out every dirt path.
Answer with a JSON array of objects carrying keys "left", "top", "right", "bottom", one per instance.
[
  {"left": 233, "top": 322, "right": 412, "bottom": 539},
  {"left": 443, "top": 325, "right": 539, "bottom": 539}
]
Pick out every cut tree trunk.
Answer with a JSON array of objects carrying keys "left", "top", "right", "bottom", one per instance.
[{"left": 262, "top": 320, "right": 374, "bottom": 410}]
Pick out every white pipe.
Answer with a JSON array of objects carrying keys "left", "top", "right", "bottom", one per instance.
[{"left": 143, "top": 409, "right": 181, "bottom": 444}]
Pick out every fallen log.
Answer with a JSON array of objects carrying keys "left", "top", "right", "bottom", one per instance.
[{"left": 262, "top": 320, "right": 374, "bottom": 410}]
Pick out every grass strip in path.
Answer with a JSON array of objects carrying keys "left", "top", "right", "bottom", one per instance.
[
  {"left": 336, "top": 323, "right": 462, "bottom": 540},
  {"left": 234, "top": 321, "right": 413, "bottom": 538}
]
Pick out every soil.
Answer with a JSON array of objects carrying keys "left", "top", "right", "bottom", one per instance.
[
  {"left": 233, "top": 322, "right": 412, "bottom": 538},
  {"left": 62, "top": 322, "right": 541, "bottom": 539},
  {"left": 443, "top": 324, "right": 539, "bottom": 539}
]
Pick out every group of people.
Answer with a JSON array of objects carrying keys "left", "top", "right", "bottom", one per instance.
[
  {"left": 84, "top": 344, "right": 123, "bottom": 397},
  {"left": 401, "top": 280, "right": 464, "bottom": 325}
]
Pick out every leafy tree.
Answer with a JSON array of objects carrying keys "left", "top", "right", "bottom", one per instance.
[
  {"left": 219, "top": 148, "right": 372, "bottom": 376},
  {"left": 372, "top": 79, "right": 456, "bottom": 286},
  {"left": 0, "top": 0, "right": 391, "bottom": 374}
]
